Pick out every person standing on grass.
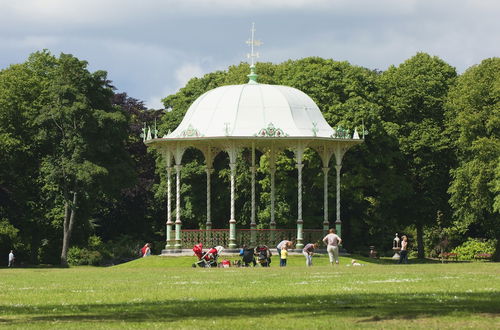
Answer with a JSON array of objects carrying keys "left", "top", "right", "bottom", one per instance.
[
  {"left": 302, "top": 243, "right": 318, "bottom": 266},
  {"left": 8, "top": 250, "right": 15, "bottom": 267},
  {"left": 276, "top": 240, "right": 292, "bottom": 258},
  {"left": 322, "top": 228, "right": 342, "bottom": 266},
  {"left": 280, "top": 244, "right": 288, "bottom": 267},
  {"left": 143, "top": 243, "right": 151, "bottom": 257},
  {"left": 398, "top": 235, "right": 408, "bottom": 264}
]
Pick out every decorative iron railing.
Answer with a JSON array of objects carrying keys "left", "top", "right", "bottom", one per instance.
[{"left": 180, "top": 229, "right": 325, "bottom": 249}]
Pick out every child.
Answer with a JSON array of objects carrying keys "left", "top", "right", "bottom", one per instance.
[{"left": 280, "top": 245, "right": 288, "bottom": 267}]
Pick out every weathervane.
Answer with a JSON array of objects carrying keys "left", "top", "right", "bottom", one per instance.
[
  {"left": 246, "top": 23, "right": 262, "bottom": 66},
  {"left": 246, "top": 22, "right": 262, "bottom": 83}
]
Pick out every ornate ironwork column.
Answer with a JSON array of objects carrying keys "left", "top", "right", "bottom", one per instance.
[
  {"left": 174, "top": 164, "right": 183, "bottom": 249},
  {"left": 296, "top": 162, "right": 304, "bottom": 249},
  {"left": 322, "top": 167, "right": 330, "bottom": 235},
  {"left": 294, "top": 143, "right": 306, "bottom": 249},
  {"left": 205, "top": 168, "right": 213, "bottom": 230},
  {"left": 166, "top": 166, "right": 174, "bottom": 249},
  {"left": 333, "top": 143, "right": 347, "bottom": 238},
  {"left": 334, "top": 164, "right": 342, "bottom": 237},
  {"left": 226, "top": 145, "right": 240, "bottom": 249},
  {"left": 250, "top": 143, "right": 257, "bottom": 247},
  {"left": 173, "top": 145, "right": 185, "bottom": 250},
  {"left": 229, "top": 162, "right": 237, "bottom": 248},
  {"left": 269, "top": 146, "right": 277, "bottom": 247}
]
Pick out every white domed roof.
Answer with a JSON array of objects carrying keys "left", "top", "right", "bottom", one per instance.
[{"left": 168, "top": 83, "right": 335, "bottom": 139}]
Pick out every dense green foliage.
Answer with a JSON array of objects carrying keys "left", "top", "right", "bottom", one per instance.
[
  {"left": 379, "top": 54, "right": 457, "bottom": 258},
  {"left": 446, "top": 58, "right": 500, "bottom": 256},
  {"left": 450, "top": 237, "right": 497, "bottom": 261},
  {"left": 0, "top": 51, "right": 499, "bottom": 265},
  {"left": 0, "top": 258, "right": 499, "bottom": 328}
]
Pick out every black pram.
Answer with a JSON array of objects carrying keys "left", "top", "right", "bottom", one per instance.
[
  {"left": 256, "top": 245, "right": 272, "bottom": 267},
  {"left": 241, "top": 247, "right": 256, "bottom": 267}
]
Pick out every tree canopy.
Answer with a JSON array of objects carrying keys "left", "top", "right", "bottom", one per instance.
[{"left": 1, "top": 51, "right": 499, "bottom": 264}]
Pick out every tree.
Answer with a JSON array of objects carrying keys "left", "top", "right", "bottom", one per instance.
[
  {"left": 95, "top": 94, "right": 164, "bottom": 243},
  {"left": 446, "top": 58, "right": 500, "bottom": 259},
  {"left": 0, "top": 53, "right": 56, "bottom": 264},
  {"left": 35, "top": 52, "right": 133, "bottom": 266},
  {"left": 379, "top": 53, "right": 457, "bottom": 257}
]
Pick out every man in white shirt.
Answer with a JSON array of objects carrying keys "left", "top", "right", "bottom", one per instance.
[
  {"left": 8, "top": 250, "right": 14, "bottom": 267},
  {"left": 322, "top": 229, "right": 342, "bottom": 265}
]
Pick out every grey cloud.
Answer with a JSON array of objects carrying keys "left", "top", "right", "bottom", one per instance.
[{"left": 0, "top": 0, "right": 498, "bottom": 108}]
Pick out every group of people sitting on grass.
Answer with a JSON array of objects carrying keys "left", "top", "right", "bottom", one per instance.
[{"left": 193, "top": 228, "right": 348, "bottom": 268}]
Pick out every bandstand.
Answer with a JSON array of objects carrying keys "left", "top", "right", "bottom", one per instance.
[{"left": 144, "top": 27, "right": 363, "bottom": 252}]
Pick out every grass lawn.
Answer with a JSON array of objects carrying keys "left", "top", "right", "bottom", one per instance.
[{"left": 0, "top": 255, "right": 499, "bottom": 329}]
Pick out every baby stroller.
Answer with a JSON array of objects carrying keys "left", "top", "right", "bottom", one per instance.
[
  {"left": 256, "top": 245, "right": 272, "bottom": 267},
  {"left": 241, "top": 247, "right": 256, "bottom": 267},
  {"left": 192, "top": 244, "right": 224, "bottom": 268}
]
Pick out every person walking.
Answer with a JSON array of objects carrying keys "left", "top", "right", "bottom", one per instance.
[
  {"left": 398, "top": 235, "right": 408, "bottom": 264},
  {"left": 322, "top": 228, "right": 342, "bottom": 266},
  {"left": 280, "top": 245, "right": 288, "bottom": 267},
  {"left": 8, "top": 250, "right": 15, "bottom": 267},
  {"left": 302, "top": 243, "right": 317, "bottom": 266}
]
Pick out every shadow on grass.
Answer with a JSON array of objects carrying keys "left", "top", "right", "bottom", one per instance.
[
  {"left": 0, "top": 291, "right": 498, "bottom": 325},
  {"left": 0, "top": 264, "right": 68, "bottom": 269},
  {"left": 351, "top": 256, "right": 460, "bottom": 265}
]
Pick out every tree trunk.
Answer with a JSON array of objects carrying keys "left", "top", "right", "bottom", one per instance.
[
  {"left": 494, "top": 239, "right": 500, "bottom": 262},
  {"left": 416, "top": 222, "right": 424, "bottom": 259},
  {"left": 30, "top": 233, "right": 39, "bottom": 265},
  {"left": 60, "top": 191, "right": 77, "bottom": 267}
]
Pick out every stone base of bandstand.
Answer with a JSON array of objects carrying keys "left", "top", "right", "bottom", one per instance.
[{"left": 161, "top": 248, "right": 350, "bottom": 256}]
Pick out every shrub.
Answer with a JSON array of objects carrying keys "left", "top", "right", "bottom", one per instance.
[
  {"left": 67, "top": 246, "right": 103, "bottom": 266},
  {"left": 98, "top": 235, "right": 144, "bottom": 265},
  {"left": 450, "top": 238, "right": 497, "bottom": 261}
]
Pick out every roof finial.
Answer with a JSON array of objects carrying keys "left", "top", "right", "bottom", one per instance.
[{"left": 246, "top": 22, "right": 262, "bottom": 84}]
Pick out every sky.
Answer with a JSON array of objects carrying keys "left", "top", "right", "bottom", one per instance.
[{"left": 1, "top": 0, "right": 499, "bottom": 109}]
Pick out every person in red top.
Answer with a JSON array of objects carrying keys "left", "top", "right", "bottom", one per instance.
[{"left": 140, "top": 243, "right": 151, "bottom": 257}]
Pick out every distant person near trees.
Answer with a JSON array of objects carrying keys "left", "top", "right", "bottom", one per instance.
[
  {"left": 302, "top": 243, "right": 318, "bottom": 266},
  {"left": 141, "top": 243, "right": 151, "bottom": 257},
  {"left": 8, "top": 250, "right": 15, "bottom": 267},
  {"left": 398, "top": 236, "right": 408, "bottom": 264},
  {"left": 322, "top": 228, "right": 342, "bottom": 266}
]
